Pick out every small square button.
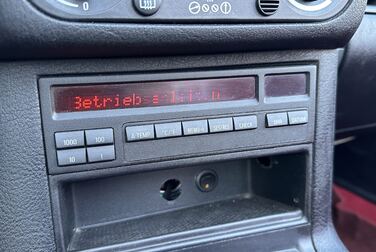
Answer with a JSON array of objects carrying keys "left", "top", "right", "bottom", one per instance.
[
  {"left": 126, "top": 125, "right": 155, "bottom": 142},
  {"left": 182, "top": 120, "right": 208, "bottom": 136},
  {"left": 266, "top": 112, "right": 288, "bottom": 128},
  {"left": 57, "top": 148, "right": 86, "bottom": 166},
  {"left": 208, "top": 118, "right": 233, "bottom": 133},
  {"left": 55, "top": 131, "right": 84, "bottom": 149},
  {"left": 288, "top": 110, "right": 308, "bottom": 125},
  {"left": 155, "top": 122, "right": 182, "bottom": 139},
  {"left": 233, "top": 116, "right": 258, "bottom": 131},
  {"left": 87, "top": 145, "right": 115, "bottom": 163},
  {"left": 85, "top": 128, "right": 114, "bottom": 146}
]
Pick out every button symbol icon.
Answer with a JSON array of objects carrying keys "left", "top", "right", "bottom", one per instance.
[
  {"left": 189, "top": 1, "right": 201, "bottom": 15},
  {"left": 220, "top": 1, "right": 231, "bottom": 14},
  {"left": 139, "top": 0, "right": 157, "bottom": 10},
  {"left": 211, "top": 4, "right": 219, "bottom": 13},
  {"left": 202, "top": 3, "right": 210, "bottom": 13}
]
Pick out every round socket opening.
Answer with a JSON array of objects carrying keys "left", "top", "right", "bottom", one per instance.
[
  {"left": 257, "top": 157, "right": 273, "bottom": 169},
  {"left": 160, "top": 179, "right": 182, "bottom": 201}
]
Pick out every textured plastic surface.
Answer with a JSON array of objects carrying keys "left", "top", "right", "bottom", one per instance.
[
  {"left": 0, "top": 50, "right": 345, "bottom": 251},
  {"left": 0, "top": 0, "right": 366, "bottom": 60},
  {"left": 29, "top": 0, "right": 348, "bottom": 22},
  {"left": 69, "top": 198, "right": 301, "bottom": 251},
  {"left": 337, "top": 14, "right": 376, "bottom": 133},
  {"left": 51, "top": 152, "right": 307, "bottom": 251}
]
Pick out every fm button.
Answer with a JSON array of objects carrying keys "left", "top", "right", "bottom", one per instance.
[{"left": 133, "top": 0, "right": 162, "bottom": 16}]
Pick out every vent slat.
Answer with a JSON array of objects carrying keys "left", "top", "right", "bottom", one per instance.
[{"left": 258, "top": 0, "right": 280, "bottom": 16}]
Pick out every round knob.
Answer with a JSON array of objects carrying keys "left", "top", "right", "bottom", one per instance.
[
  {"left": 133, "top": 0, "right": 162, "bottom": 16},
  {"left": 257, "top": 0, "right": 280, "bottom": 16}
]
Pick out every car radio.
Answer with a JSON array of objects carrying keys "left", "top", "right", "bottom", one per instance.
[{"left": 39, "top": 65, "right": 316, "bottom": 174}]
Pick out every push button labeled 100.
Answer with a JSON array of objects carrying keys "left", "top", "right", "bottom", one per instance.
[{"left": 85, "top": 128, "right": 114, "bottom": 146}]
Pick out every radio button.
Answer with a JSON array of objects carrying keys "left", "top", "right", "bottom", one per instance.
[
  {"left": 57, "top": 148, "right": 86, "bottom": 166},
  {"left": 155, "top": 122, "right": 182, "bottom": 139},
  {"left": 126, "top": 125, "right": 155, "bottom": 142},
  {"left": 87, "top": 145, "right": 115, "bottom": 163},
  {"left": 85, "top": 128, "right": 114, "bottom": 146},
  {"left": 266, "top": 112, "right": 288, "bottom": 128},
  {"left": 182, "top": 120, "right": 209, "bottom": 136},
  {"left": 288, "top": 110, "right": 308, "bottom": 125},
  {"left": 55, "top": 131, "right": 85, "bottom": 149},
  {"left": 208, "top": 118, "right": 233, "bottom": 133},
  {"left": 233, "top": 115, "right": 258, "bottom": 131}
]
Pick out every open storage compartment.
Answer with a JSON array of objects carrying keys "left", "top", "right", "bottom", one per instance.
[{"left": 52, "top": 151, "right": 309, "bottom": 251}]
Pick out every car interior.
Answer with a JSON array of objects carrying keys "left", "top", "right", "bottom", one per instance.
[{"left": 0, "top": 0, "right": 375, "bottom": 251}]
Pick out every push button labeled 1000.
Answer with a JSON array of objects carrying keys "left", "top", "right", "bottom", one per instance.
[{"left": 55, "top": 131, "right": 84, "bottom": 149}]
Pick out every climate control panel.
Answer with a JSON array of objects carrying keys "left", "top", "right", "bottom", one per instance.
[{"left": 30, "top": 0, "right": 348, "bottom": 22}]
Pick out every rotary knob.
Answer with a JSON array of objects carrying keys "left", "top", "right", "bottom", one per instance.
[{"left": 133, "top": 0, "right": 162, "bottom": 16}]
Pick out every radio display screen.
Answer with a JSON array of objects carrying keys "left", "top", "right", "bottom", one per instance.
[{"left": 52, "top": 77, "right": 256, "bottom": 113}]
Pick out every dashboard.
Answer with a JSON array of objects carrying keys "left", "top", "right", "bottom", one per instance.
[{"left": 0, "top": 0, "right": 369, "bottom": 252}]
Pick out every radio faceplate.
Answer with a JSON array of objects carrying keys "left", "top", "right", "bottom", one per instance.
[{"left": 39, "top": 65, "right": 316, "bottom": 174}]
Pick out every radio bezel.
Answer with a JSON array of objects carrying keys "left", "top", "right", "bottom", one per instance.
[{"left": 39, "top": 65, "right": 316, "bottom": 174}]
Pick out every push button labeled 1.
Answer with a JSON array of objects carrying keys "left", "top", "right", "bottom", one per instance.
[{"left": 87, "top": 145, "right": 115, "bottom": 163}]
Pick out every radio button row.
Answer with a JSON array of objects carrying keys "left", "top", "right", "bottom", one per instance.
[
  {"left": 55, "top": 131, "right": 85, "bottom": 149},
  {"left": 155, "top": 122, "right": 182, "bottom": 139},
  {"left": 182, "top": 120, "right": 209, "bottom": 136},
  {"left": 266, "top": 112, "right": 288, "bottom": 128},
  {"left": 288, "top": 110, "right": 308, "bottom": 125},
  {"left": 85, "top": 128, "right": 114, "bottom": 146},
  {"left": 87, "top": 145, "right": 115, "bottom": 163},
  {"left": 126, "top": 125, "right": 155, "bottom": 142},
  {"left": 57, "top": 148, "right": 86, "bottom": 166},
  {"left": 208, "top": 118, "right": 233, "bottom": 133},
  {"left": 233, "top": 116, "right": 258, "bottom": 131}
]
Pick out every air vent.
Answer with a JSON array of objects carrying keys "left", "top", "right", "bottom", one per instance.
[
  {"left": 258, "top": 0, "right": 280, "bottom": 16},
  {"left": 368, "top": 0, "right": 376, "bottom": 14}
]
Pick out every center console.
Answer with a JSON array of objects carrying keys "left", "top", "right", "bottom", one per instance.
[{"left": 34, "top": 52, "right": 333, "bottom": 252}]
